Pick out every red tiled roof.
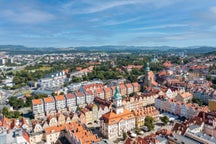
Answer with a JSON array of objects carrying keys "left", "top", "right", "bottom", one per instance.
[
  {"left": 66, "top": 93, "right": 75, "bottom": 99},
  {"left": 85, "top": 90, "right": 93, "bottom": 95},
  {"left": 32, "top": 99, "right": 43, "bottom": 105},
  {"left": 76, "top": 92, "right": 84, "bottom": 97}
]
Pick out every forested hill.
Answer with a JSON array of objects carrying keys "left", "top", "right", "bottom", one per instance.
[{"left": 0, "top": 45, "right": 216, "bottom": 54}]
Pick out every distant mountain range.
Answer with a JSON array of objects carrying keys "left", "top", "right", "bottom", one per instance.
[{"left": 0, "top": 45, "right": 216, "bottom": 54}]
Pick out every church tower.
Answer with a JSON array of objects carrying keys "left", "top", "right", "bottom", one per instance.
[
  {"left": 144, "top": 62, "right": 152, "bottom": 88},
  {"left": 113, "top": 86, "right": 124, "bottom": 114}
]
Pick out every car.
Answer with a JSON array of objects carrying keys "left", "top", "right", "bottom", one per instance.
[{"left": 142, "top": 126, "right": 149, "bottom": 132}]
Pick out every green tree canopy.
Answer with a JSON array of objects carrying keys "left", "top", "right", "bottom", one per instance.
[
  {"left": 160, "top": 116, "right": 169, "bottom": 125},
  {"left": 144, "top": 116, "right": 155, "bottom": 131}
]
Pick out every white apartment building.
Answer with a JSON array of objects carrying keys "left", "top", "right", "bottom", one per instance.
[
  {"left": 75, "top": 92, "right": 85, "bottom": 106},
  {"left": 43, "top": 96, "right": 56, "bottom": 115},
  {"left": 32, "top": 99, "right": 45, "bottom": 118},
  {"left": 54, "top": 95, "right": 66, "bottom": 112},
  {"left": 65, "top": 93, "right": 77, "bottom": 111},
  {"left": 84, "top": 90, "right": 94, "bottom": 104}
]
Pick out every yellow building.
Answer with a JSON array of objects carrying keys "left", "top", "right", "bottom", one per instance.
[{"left": 208, "top": 99, "right": 216, "bottom": 111}]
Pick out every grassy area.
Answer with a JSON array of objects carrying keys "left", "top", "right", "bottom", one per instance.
[{"left": 27, "top": 66, "right": 51, "bottom": 72}]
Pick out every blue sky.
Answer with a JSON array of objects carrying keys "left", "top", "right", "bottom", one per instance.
[{"left": 0, "top": 0, "right": 216, "bottom": 47}]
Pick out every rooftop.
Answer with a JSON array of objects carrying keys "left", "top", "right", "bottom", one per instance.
[
  {"left": 43, "top": 97, "right": 54, "bottom": 103},
  {"left": 55, "top": 95, "right": 65, "bottom": 101},
  {"left": 32, "top": 99, "right": 43, "bottom": 105}
]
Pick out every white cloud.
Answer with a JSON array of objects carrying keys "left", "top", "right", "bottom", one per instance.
[
  {"left": 199, "top": 6, "right": 216, "bottom": 22},
  {"left": 130, "top": 24, "right": 188, "bottom": 31},
  {"left": 1, "top": 9, "right": 55, "bottom": 24},
  {"left": 102, "top": 16, "right": 144, "bottom": 26},
  {"left": 65, "top": 0, "right": 177, "bottom": 14}
]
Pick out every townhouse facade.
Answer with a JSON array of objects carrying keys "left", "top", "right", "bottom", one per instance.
[
  {"left": 43, "top": 97, "right": 56, "bottom": 115},
  {"left": 132, "top": 106, "right": 159, "bottom": 127},
  {"left": 155, "top": 96, "right": 209, "bottom": 119},
  {"left": 54, "top": 95, "right": 67, "bottom": 112},
  {"left": 75, "top": 92, "right": 85, "bottom": 106},
  {"left": 32, "top": 99, "right": 45, "bottom": 118},
  {"left": 84, "top": 90, "right": 94, "bottom": 104},
  {"left": 65, "top": 93, "right": 77, "bottom": 111}
]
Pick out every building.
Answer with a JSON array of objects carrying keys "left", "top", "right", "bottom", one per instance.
[
  {"left": 100, "top": 86, "right": 136, "bottom": 139},
  {"left": 155, "top": 96, "right": 209, "bottom": 119},
  {"left": 32, "top": 99, "right": 45, "bottom": 118},
  {"left": 144, "top": 63, "right": 157, "bottom": 88},
  {"left": 125, "top": 129, "right": 171, "bottom": 144},
  {"left": 171, "top": 111, "right": 216, "bottom": 144},
  {"left": 84, "top": 90, "right": 94, "bottom": 104},
  {"left": 87, "top": 104, "right": 98, "bottom": 123},
  {"left": 119, "top": 84, "right": 127, "bottom": 96},
  {"left": 54, "top": 95, "right": 66, "bottom": 112},
  {"left": 95, "top": 88, "right": 105, "bottom": 99},
  {"left": 208, "top": 99, "right": 216, "bottom": 111},
  {"left": 65, "top": 93, "right": 77, "bottom": 111},
  {"left": 132, "top": 82, "right": 140, "bottom": 93},
  {"left": 133, "top": 106, "right": 159, "bottom": 127},
  {"left": 123, "top": 91, "right": 159, "bottom": 111},
  {"left": 176, "top": 92, "right": 193, "bottom": 103},
  {"left": 43, "top": 96, "right": 56, "bottom": 115},
  {"left": 81, "top": 108, "right": 92, "bottom": 125},
  {"left": 103, "top": 87, "right": 112, "bottom": 100},
  {"left": 75, "top": 92, "right": 85, "bottom": 106},
  {"left": 125, "top": 83, "right": 134, "bottom": 95}
]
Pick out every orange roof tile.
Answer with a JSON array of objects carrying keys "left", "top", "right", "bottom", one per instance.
[
  {"left": 103, "top": 87, "right": 111, "bottom": 92},
  {"left": 180, "top": 92, "right": 192, "bottom": 98},
  {"left": 55, "top": 95, "right": 65, "bottom": 101},
  {"left": 101, "top": 109, "right": 135, "bottom": 125},
  {"left": 96, "top": 88, "right": 104, "bottom": 93},
  {"left": 119, "top": 84, "right": 126, "bottom": 89},
  {"left": 44, "top": 97, "right": 54, "bottom": 103},
  {"left": 32, "top": 99, "right": 43, "bottom": 105}
]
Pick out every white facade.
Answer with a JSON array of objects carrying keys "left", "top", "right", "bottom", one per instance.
[
  {"left": 44, "top": 101, "right": 55, "bottom": 114},
  {"left": 180, "top": 104, "right": 188, "bottom": 118},
  {"left": 76, "top": 95, "right": 85, "bottom": 105},
  {"left": 66, "top": 94, "right": 76, "bottom": 110},
  {"left": 55, "top": 99, "right": 66, "bottom": 110},
  {"left": 32, "top": 103, "right": 44, "bottom": 114},
  {"left": 85, "top": 92, "right": 94, "bottom": 104}
]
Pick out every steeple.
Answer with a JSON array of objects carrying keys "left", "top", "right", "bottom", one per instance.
[
  {"left": 114, "top": 86, "right": 121, "bottom": 100},
  {"left": 113, "top": 86, "right": 124, "bottom": 114},
  {"left": 145, "top": 62, "right": 150, "bottom": 72},
  {"left": 144, "top": 62, "right": 151, "bottom": 88}
]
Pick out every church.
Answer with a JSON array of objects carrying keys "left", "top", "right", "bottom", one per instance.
[
  {"left": 100, "top": 86, "right": 136, "bottom": 139},
  {"left": 144, "top": 62, "right": 158, "bottom": 89}
]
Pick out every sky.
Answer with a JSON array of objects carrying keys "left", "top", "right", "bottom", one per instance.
[{"left": 0, "top": 0, "right": 216, "bottom": 47}]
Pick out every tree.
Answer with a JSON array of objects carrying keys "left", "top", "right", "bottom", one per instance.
[
  {"left": 122, "top": 131, "right": 127, "bottom": 140},
  {"left": 192, "top": 97, "right": 203, "bottom": 106},
  {"left": 160, "top": 116, "right": 169, "bottom": 125},
  {"left": 129, "top": 92, "right": 137, "bottom": 97},
  {"left": 2, "top": 107, "right": 9, "bottom": 116},
  {"left": 14, "top": 111, "right": 20, "bottom": 118},
  {"left": 135, "top": 127, "right": 141, "bottom": 134},
  {"left": 144, "top": 116, "right": 154, "bottom": 131},
  {"left": 59, "top": 92, "right": 65, "bottom": 95}
]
